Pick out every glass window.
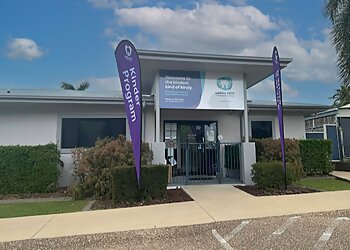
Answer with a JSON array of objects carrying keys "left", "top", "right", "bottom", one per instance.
[
  {"left": 61, "top": 118, "right": 126, "bottom": 148},
  {"left": 251, "top": 121, "right": 273, "bottom": 139}
]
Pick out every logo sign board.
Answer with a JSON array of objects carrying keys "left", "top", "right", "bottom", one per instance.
[
  {"left": 159, "top": 69, "right": 244, "bottom": 110},
  {"left": 114, "top": 40, "right": 142, "bottom": 187}
]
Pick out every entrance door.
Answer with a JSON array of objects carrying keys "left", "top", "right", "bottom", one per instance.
[{"left": 165, "top": 121, "right": 218, "bottom": 183}]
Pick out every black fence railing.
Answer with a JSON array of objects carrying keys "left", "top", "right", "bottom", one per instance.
[{"left": 166, "top": 142, "right": 241, "bottom": 184}]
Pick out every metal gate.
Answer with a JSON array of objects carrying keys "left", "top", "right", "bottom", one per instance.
[{"left": 166, "top": 142, "right": 241, "bottom": 185}]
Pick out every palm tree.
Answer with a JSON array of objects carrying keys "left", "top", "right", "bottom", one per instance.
[
  {"left": 330, "top": 84, "right": 350, "bottom": 107},
  {"left": 324, "top": 0, "right": 350, "bottom": 85},
  {"left": 60, "top": 81, "right": 90, "bottom": 91}
]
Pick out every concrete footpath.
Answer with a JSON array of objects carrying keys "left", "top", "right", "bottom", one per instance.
[
  {"left": 1, "top": 185, "right": 350, "bottom": 242},
  {"left": 332, "top": 171, "right": 350, "bottom": 181}
]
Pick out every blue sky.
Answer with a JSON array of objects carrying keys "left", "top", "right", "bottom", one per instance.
[{"left": 0, "top": 0, "right": 339, "bottom": 104}]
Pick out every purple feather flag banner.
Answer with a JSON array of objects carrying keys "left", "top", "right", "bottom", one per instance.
[
  {"left": 272, "top": 46, "right": 287, "bottom": 188},
  {"left": 114, "top": 40, "right": 142, "bottom": 187}
]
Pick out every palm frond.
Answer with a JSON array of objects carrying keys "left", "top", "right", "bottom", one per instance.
[
  {"left": 61, "top": 82, "right": 75, "bottom": 90},
  {"left": 77, "top": 81, "right": 90, "bottom": 91}
]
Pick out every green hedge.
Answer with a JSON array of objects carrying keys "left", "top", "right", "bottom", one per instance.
[
  {"left": 111, "top": 164, "right": 168, "bottom": 203},
  {"left": 255, "top": 138, "right": 302, "bottom": 166},
  {"left": 0, "top": 144, "right": 60, "bottom": 194},
  {"left": 252, "top": 161, "right": 303, "bottom": 189},
  {"left": 299, "top": 140, "right": 333, "bottom": 175}
]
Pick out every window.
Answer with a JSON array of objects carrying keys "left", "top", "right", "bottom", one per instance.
[
  {"left": 61, "top": 118, "right": 126, "bottom": 148},
  {"left": 251, "top": 121, "right": 273, "bottom": 139}
]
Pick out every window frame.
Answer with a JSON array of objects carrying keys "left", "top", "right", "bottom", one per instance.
[
  {"left": 249, "top": 116, "right": 275, "bottom": 139},
  {"left": 57, "top": 113, "right": 128, "bottom": 153}
]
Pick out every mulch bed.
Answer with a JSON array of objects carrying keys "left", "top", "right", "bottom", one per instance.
[
  {"left": 0, "top": 187, "right": 70, "bottom": 200},
  {"left": 91, "top": 188, "right": 193, "bottom": 210},
  {"left": 236, "top": 185, "right": 320, "bottom": 197}
]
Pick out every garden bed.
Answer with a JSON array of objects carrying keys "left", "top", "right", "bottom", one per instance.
[
  {"left": 91, "top": 188, "right": 192, "bottom": 210},
  {"left": 0, "top": 187, "right": 70, "bottom": 200},
  {"left": 236, "top": 185, "right": 319, "bottom": 196}
]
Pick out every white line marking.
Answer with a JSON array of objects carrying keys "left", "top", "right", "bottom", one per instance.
[
  {"left": 224, "top": 220, "right": 251, "bottom": 241},
  {"left": 272, "top": 216, "right": 301, "bottom": 235},
  {"left": 314, "top": 217, "right": 349, "bottom": 250},
  {"left": 212, "top": 229, "right": 234, "bottom": 250}
]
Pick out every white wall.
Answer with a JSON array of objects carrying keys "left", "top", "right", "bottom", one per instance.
[
  {"left": 249, "top": 110, "right": 306, "bottom": 139},
  {"left": 0, "top": 109, "right": 58, "bottom": 146},
  {"left": 161, "top": 109, "right": 242, "bottom": 142},
  {"left": 280, "top": 115, "right": 306, "bottom": 139},
  {"left": 144, "top": 105, "right": 155, "bottom": 143}
]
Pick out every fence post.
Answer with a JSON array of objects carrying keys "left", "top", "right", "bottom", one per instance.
[
  {"left": 216, "top": 142, "right": 222, "bottom": 184},
  {"left": 185, "top": 142, "right": 189, "bottom": 184}
]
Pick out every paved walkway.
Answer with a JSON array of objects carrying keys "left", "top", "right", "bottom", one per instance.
[
  {"left": 1, "top": 185, "right": 350, "bottom": 242},
  {"left": 331, "top": 171, "right": 350, "bottom": 181}
]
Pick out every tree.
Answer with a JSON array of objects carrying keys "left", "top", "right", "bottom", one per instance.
[
  {"left": 60, "top": 81, "right": 90, "bottom": 91},
  {"left": 330, "top": 84, "right": 350, "bottom": 107},
  {"left": 324, "top": 0, "right": 350, "bottom": 85}
]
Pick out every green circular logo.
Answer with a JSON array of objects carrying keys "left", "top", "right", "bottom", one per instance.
[{"left": 216, "top": 77, "right": 233, "bottom": 90}]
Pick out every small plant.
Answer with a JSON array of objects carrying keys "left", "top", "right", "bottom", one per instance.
[
  {"left": 255, "top": 138, "right": 302, "bottom": 167},
  {"left": 72, "top": 135, "right": 153, "bottom": 199},
  {"left": 111, "top": 165, "right": 168, "bottom": 203},
  {"left": 252, "top": 161, "right": 303, "bottom": 189}
]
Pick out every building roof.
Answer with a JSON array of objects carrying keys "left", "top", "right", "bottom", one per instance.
[
  {"left": 248, "top": 100, "right": 330, "bottom": 114},
  {"left": 138, "top": 49, "right": 292, "bottom": 94},
  {"left": 340, "top": 103, "right": 350, "bottom": 109},
  {"left": 0, "top": 89, "right": 329, "bottom": 115},
  {"left": 0, "top": 89, "right": 153, "bottom": 105}
]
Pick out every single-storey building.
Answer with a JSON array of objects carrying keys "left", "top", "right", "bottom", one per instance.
[
  {"left": 305, "top": 104, "right": 350, "bottom": 160},
  {"left": 0, "top": 50, "right": 328, "bottom": 187}
]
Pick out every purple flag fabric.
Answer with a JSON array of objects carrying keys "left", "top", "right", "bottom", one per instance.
[
  {"left": 272, "top": 46, "right": 287, "bottom": 187},
  {"left": 114, "top": 40, "right": 142, "bottom": 187}
]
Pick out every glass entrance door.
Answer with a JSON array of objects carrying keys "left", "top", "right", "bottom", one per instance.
[{"left": 165, "top": 121, "right": 218, "bottom": 183}]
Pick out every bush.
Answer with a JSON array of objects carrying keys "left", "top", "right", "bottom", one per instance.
[
  {"left": 72, "top": 135, "right": 153, "bottom": 199},
  {"left": 299, "top": 140, "right": 333, "bottom": 175},
  {"left": 111, "top": 164, "right": 168, "bottom": 203},
  {"left": 0, "top": 144, "right": 60, "bottom": 194},
  {"left": 252, "top": 161, "right": 303, "bottom": 189},
  {"left": 255, "top": 138, "right": 302, "bottom": 166}
]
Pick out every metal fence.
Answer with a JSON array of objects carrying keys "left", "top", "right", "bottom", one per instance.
[{"left": 166, "top": 142, "right": 241, "bottom": 185}]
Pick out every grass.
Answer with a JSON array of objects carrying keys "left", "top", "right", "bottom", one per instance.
[
  {"left": 295, "top": 177, "right": 350, "bottom": 191},
  {"left": 0, "top": 200, "right": 88, "bottom": 219}
]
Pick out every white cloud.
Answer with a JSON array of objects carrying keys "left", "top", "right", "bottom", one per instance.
[
  {"left": 248, "top": 79, "right": 298, "bottom": 101},
  {"left": 86, "top": 76, "right": 121, "bottom": 91},
  {"left": 6, "top": 38, "right": 44, "bottom": 60},
  {"left": 115, "top": 4, "right": 278, "bottom": 53},
  {"left": 109, "top": 3, "right": 337, "bottom": 84}
]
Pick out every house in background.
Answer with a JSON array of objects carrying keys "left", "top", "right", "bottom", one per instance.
[
  {"left": 305, "top": 104, "right": 350, "bottom": 161},
  {"left": 0, "top": 50, "right": 328, "bottom": 187}
]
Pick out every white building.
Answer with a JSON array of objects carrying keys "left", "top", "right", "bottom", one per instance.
[{"left": 0, "top": 50, "right": 328, "bottom": 187}]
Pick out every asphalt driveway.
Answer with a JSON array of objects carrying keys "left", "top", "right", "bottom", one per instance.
[{"left": 1, "top": 209, "right": 350, "bottom": 250}]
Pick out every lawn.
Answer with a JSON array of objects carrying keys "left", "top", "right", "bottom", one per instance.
[
  {"left": 0, "top": 200, "right": 88, "bottom": 219},
  {"left": 295, "top": 177, "right": 350, "bottom": 191}
]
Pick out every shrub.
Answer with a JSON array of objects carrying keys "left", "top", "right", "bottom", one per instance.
[
  {"left": 252, "top": 161, "right": 303, "bottom": 189},
  {"left": 111, "top": 164, "right": 168, "bottom": 203},
  {"left": 299, "top": 140, "right": 333, "bottom": 175},
  {"left": 72, "top": 135, "right": 153, "bottom": 199},
  {"left": 255, "top": 138, "right": 302, "bottom": 166},
  {"left": 0, "top": 144, "right": 60, "bottom": 194}
]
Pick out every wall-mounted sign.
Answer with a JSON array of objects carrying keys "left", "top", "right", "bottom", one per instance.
[{"left": 159, "top": 69, "right": 244, "bottom": 110}]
